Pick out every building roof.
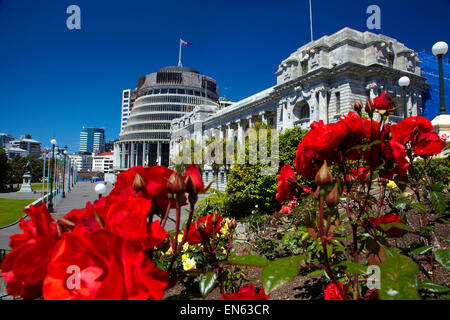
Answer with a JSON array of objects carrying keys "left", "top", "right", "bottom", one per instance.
[
  {"left": 158, "top": 66, "right": 199, "bottom": 74},
  {"left": 96, "top": 152, "right": 114, "bottom": 157}
]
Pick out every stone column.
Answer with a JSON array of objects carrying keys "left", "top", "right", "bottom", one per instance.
[
  {"left": 121, "top": 143, "right": 125, "bottom": 169},
  {"left": 260, "top": 112, "right": 268, "bottom": 125},
  {"left": 247, "top": 116, "right": 255, "bottom": 128},
  {"left": 219, "top": 125, "right": 225, "bottom": 140},
  {"left": 236, "top": 119, "right": 244, "bottom": 145},
  {"left": 130, "top": 143, "right": 135, "bottom": 168},
  {"left": 142, "top": 142, "right": 146, "bottom": 166},
  {"left": 227, "top": 122, "right": 234, "bottom": 140},
  {"left": 157, "top": 142, "right": 162, "bottom": 166},
  {"left": 318, "top": 89, "right": 328, "bottom": 123}
]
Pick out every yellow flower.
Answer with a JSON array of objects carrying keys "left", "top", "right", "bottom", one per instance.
[
  {"left": 220, "top": 218, "right": 232, "bottom": 237},
  {"left": 182, "top": 242, "right": 190, "bottom": 252},
  {"left": 165, "top": 247, "right": 173, "bottom": 255},
  {"left": 386, "top": 180, "right": 398, "bottom": 189},
  {"left": 182, "top": 253, "right": 189, "bottom": 262},
  {"left": 182, "top": 256, "right": 196, "bottom": 271},
  {"left": 177, "top": 234, "right": 183, "bottom": 243}
]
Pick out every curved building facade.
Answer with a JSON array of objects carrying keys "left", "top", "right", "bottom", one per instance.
[{"left": 115, "top": 66, "right": 219, "bottom": 169}]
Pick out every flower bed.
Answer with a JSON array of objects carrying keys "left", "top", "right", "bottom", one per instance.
[{"left": 0, "top": 93, "right": 449, "bottom": 300}]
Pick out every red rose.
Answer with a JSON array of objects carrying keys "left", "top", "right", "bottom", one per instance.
[
  {"left": 280, "top": 205, "right": 292, "bottom": 214},
  {"left": 111, "top": 166, "right": 178, "bottom": 210},
  {"left": 412, "top": 131, "right": 446, "bottom": 157},
  {"left": 184, "top": 164, "right": 207, "bottom": 194},
  {"left": 391, "top": 116, "right": 434, "bottom": 145},
  {"left": 301, "top": 121, "right": 348, "bottom": 159},
  {"left": 221, "top": 283, "right": 269, "bottom": 300},
  {"left": 373, "top": 92, "right": 393, "bottom": 111},
  {"left": 1, "top": 203, "right": 59, "bottom": 299},
  {"left": 382, "top": 139, "right": 409, "bottom": 178},
  {"left": 105, "top": 197, "right": 167, "bottom": 251},
  {"left": 370, "top": 213, "right": 403, "bottom": 238},
  {"left": 294, "top": 143, "right": 317, "bottom": 178},
  {"left": 185, "top": 214, "right": 224, "bottom": 245},
  {"left": 43, "top": 230, "right": 169, "bottom": 300},
  {"left": 350, "top": 167, "right": 370, "bottom": 183},
  {"left": 324, "top": 281, "right": 345, "bottom": 300},
  {"left": 276, "top": 164, "right": 297, "bottom": 204},
  {"left": 300, "top": 185, "right": 313, "bottom": 194}
]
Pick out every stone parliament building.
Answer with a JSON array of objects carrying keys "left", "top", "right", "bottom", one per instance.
[{"left": 115, "top": 28, "right": 428, "bottom": 190}]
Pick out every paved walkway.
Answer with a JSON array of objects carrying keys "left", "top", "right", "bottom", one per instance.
[
  {"left": 0, "top": 181, "right": 209, "bottom": 250},
  {"left": 0, "top": 182, "right": 113, "bottom": 250}
]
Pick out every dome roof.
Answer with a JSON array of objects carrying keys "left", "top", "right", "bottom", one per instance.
[{"left": 158, "top": 66, "right": 199, "bottom": 74}]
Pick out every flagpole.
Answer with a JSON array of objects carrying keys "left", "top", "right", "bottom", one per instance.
[
  {"left": 309, "top": 0, "right": 314, "bottom": 42},
  {"left": 178, "top": 38, "right": 182, "bottom": 67}
]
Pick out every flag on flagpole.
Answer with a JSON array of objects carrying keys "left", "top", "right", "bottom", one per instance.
[{"left": 181, "top": 39, "right": 192, "bottom": 47}]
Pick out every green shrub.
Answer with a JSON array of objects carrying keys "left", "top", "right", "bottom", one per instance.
[{"left": 224, "top": 126, "right": 311, "bottom": 219}]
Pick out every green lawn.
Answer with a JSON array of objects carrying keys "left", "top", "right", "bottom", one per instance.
[
  {"left": 31, "top": 183, "right": 43, "bottom": 190},
  {"left": 0, "top": 198, "right": 37, "bottom": 227}
]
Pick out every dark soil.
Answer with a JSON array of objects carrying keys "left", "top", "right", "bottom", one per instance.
[{"left": 164, "top": 208, "right": 449, "bottom": 300}]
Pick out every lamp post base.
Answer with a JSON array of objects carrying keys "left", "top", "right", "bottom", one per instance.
[{"left": 432, "top": 114, "right": 450, "bottom": 158}]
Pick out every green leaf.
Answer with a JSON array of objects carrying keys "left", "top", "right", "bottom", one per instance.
[
  {"left": 379, "top": 253, "right": 421, "bottom": 300},
  {"left": 307, "top": 269, "right": 325, "bottom": 277},
  {"left": 198, "top": 272, "right": 217, "bottom": 298},
  {"left": 337, "top": 261, "right": 367, "bottom": 274},
  {"left": 429, "top": 191, "right": 447, "bottom": 215},
  {"left": 434, "top": 249, "right": 450, "bottom": 270},
  {"left": 261, "top": 255, "right": 306, "bottom": 293},
  {"left": 379, "top": 222, "right": 414, "bottom": 233},
  {"left": 224, "top": 255, "right": 269, "bottom": 268},
  {"left": 409, "top": 202, "right": 427, "bottom": 213},
  {"left": 410, "top": 245, "right": 433, "bottom": 255},
  {"left": 420, "top": 280, "right": 450, "bottom": 294}
]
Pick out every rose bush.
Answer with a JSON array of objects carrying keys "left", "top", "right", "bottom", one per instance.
[{"left": 1, "top": 92, "right": 448, "bottom": 301}]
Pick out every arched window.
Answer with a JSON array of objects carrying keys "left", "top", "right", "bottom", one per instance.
[{"left": 293, "top": 100, "right": 310, "bottom": 121}]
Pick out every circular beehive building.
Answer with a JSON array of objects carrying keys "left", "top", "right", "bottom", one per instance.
[{"left": 115, "top": 66, "right": 219, "bottom": 169}]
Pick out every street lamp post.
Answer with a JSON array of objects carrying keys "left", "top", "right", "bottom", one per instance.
[
  {"left": 432, "top": 41, "right": 448, "bottom": 115},
  {"left": 95, "top": 182, "right": 107, "bottom": 199},
  {"left": 399, "top": 76, "right": 410, "bottom": 119},
  {"left": 48, "top": 139, "right": 57, "bottom": 212},
  {"left": 62, "top": 146, "right": 68, "bottom": 198}
]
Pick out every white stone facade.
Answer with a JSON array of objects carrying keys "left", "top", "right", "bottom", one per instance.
[{"left": 169, "top": 28, "right": 428, "bottom": 190}]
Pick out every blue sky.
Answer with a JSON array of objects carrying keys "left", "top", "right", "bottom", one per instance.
[{"left": 0, "top": 0, "right": 449, "bottom": 152}]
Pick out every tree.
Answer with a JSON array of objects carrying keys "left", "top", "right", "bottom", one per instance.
[
  {"left": 224, "top": 126, "right": 310, "bottom": 219},
  {"left": 0, "top": 148, "right": 10, "bottom": 190}
]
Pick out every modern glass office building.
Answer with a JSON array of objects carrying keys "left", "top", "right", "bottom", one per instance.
[
  {"left": 79, "top": 127, "right": 105, "bottom": 153},
  {"left": 115, "top": 65, "right": 219, "bottom": 169}
]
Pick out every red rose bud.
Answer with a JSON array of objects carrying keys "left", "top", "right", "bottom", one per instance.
[
  {"left": 373, "top": 92, "right": 393, "bottom": 111},
  {"left": 229, "top": 218, "right": 237, "bottom": 229},
  {"left": 353, "top": 101, "right": 363, "bottom": 113},
  {"left": 167, "top": 172, "right": 186, "bottom": 194},
  {"left": 184, "top": 164, "right": 205, "bottom": 195},
  {"left": 365, "top": 98, "right": 375, "bottom": 116},
  {"left": 315, "top": 161, "right": 333, "bottom": 186},
  {"left": 325, "top": 183, "right": 341, "bottom": 206},
  {"left": 132, "top": 173, "right": 145, "bottom": 192}
]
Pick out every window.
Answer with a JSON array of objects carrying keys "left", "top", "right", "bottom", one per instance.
[
  {"left": 188, "top": 90, "right": 193, "bottom": 95},
  {"left": 388, "top": 53, "right": 395, "bottom": 68},
  {"left": 301, "top": 60, "right": 308, "bottom": 74},
  {"left": 154, "top": 89, "right": 160, "bottom": 94},
  {"left": 161, "top": 89, "right": 168, "bottom": 94},
  {"left": 178, "top": 89, "right": 185, "bottom": 94},
  {"left": 124, "top": 92, "right": 129, "bottom": 98},
  {"left": 169, "top": 88, "right": 176, "bottom": 94},
  {"left": 194, "top": 91, "right": 200, "bottom": 96},
  {"left": 335, "top": 92, "right": 341, "bottom": 114}
]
